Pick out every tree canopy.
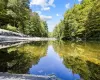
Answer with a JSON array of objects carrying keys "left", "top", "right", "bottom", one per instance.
[
  {"left": 0, "top": 0, "right": 48, "bottom": 37},
  {"left": 53, "top": 0, "right": 100, "bottom": 40}
]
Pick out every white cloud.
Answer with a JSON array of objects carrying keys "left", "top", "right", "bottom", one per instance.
[
  {"left": 47, "top": 21, "right": 60, "bottom": 32},
  {"left": 65, "top": 3, "right": 70, "bottom": 9},
  {"left": 41, "top": 7, "right": 50, "bottom": 11},
  {"left": 40, "top": 15, "right": 52, "bottom": 21},
  {"left": 30, "top": 0, "right": 47, "bottom": 7},
  {"left": 48, "top": 0, "right": 55, "bottom": 7},
  {"left": 34, "top": 10, "right": 52, "bottom": 21},
  {"left": 56, "top": 14, "right": 61, "bottom": 17},
  {"left": 30, "top": 0, "right": 55, "bottom": 11},
  {"left": 78, "top": 0, "right": 82, "bottom": 3}
]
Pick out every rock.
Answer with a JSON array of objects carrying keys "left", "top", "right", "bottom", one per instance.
[
  {"left": 0, "top": 73, "right": 60, "bottom": 80},
  {"left": 0, "top": 29, "right": 27, "bottom": 37}
]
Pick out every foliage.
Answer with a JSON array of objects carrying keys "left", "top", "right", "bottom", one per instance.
[
  {"left": 5, "top": 24, "right": 17, "bottom": 32},
  {"left": 0, "top": 0, "right": 48, "bottom": 37},
  {"left": 85, "top": 0, "right": 100, "bottom": 40},
  {"left": 53, "top": 0, "right": 100, "bottom": 40}
]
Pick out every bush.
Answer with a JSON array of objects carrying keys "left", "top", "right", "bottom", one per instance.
[{"left": 6, "top": 24, "right": 17, "bottom": 32}]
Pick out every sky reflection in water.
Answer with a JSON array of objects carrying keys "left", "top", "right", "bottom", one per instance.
[{"left": 29, "top": 45, "right": 80, "bottom": 80}]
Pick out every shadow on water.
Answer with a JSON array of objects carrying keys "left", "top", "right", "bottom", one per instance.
[{"left": 0, "top": 41, "right": 100, "bottom": 80}]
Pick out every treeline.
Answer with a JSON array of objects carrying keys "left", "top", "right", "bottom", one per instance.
[
  {"left": 0, "top": 0, "right": 48, "bottom": 37},
  {"left": 53, "top": 0, "right": 100, "bottom": 40}
]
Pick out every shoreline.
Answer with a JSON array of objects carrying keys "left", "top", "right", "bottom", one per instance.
[
  {"left": 0, "top": 73, "right": 59, "bottom": 80},
  {"left": 0, "top": 36, "right": 56, "bottom": 49},
  {"left": 0, "top": 35, "right": 56, "bottom": 41}
]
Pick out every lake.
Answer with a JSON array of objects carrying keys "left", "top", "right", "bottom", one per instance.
[{"left": 0, "top": 41, "right": 100, "bottom": 80}]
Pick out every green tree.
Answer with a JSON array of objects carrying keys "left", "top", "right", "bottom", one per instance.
[
  {"left": 0, "top": 0, "right": 48, "bottom": 37},
  {"left": 85, "top": 0, "right": 100, "bottom": 40},
  {"left": 53, "top": 0, "right": 99, "bottom": 41}
]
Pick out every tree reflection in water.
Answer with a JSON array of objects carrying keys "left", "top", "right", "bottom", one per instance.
[
  {"left": 53, "top": 41, "right": 100, "bottom": 80},
  {"left": 0, "top": 41, "right": 100, "bottom": 80},
  {"left": 0, "top": 41, "right": 48, "bottom": 74}
]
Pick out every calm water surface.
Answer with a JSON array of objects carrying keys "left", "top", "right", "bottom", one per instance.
[{"left": 0, "top": 41, "right": 100, "bottom": 80}]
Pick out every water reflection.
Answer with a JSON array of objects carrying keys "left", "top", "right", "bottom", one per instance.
[
  {"left": 0, "top": 41, "right": 100, "bottom": 80},
  {"left": 0, "top": 41, "right": 48, "bottom": 74},
  {"left": 53, "top": 41, "right": 100, "bottom": 80},
  {"left": 29, "top": 45, "right": 80, "bottom": 80}
]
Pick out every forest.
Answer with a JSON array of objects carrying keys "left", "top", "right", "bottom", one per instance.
[
  {"left": 0, "top": 0, "right": 48, "bottom": 37},
  {"left": 53, "top": 0, "right": 100, "bottom": 41},
  {"left": 0, "top": 0, "right": 100, "bottom": 40}
]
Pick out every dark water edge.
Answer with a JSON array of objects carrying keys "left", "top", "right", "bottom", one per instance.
[{"left": 0, "top": 41, "right": 100, "bottom": 80}]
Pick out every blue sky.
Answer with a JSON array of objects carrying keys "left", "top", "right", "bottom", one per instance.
[{"left": 29, "top": 0, "right": 82, "bottom": 32}]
